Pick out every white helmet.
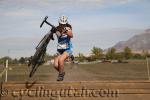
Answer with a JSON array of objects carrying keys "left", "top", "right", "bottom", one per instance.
[{"left": 58, "top": 15, "right": 68, "bottom": 24}]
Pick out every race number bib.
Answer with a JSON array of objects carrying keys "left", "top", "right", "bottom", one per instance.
[{"left": 57, "top": 43, "right": 67, "bottom": 49}]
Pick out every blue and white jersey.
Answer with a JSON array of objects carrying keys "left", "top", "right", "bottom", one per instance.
[{"left": 56, "top": 31, "right": 73, "bottom": 50}]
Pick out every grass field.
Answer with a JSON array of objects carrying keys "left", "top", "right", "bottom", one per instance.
[{"left": 0, "top": 60, "right": 149, "bottom": 81}]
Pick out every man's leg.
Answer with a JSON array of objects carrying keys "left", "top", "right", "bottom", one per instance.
[
  {"left": 54, "top": 55, "right": 61, "bottom": 72},
  {"left": 58, "top": 52, "right": 69, "bottom": 73},
  {"left": 57, "top": 52, "right": 69, "bottom": 81}
]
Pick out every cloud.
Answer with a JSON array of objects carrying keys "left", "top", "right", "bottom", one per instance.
[
  {"left": 0, "top": 0, "right": 139, "bottom": 19},
  {"left": 3, "top": 10, "right": 35, "bottom": 17},
  {"left": 0, "top": 0, "right": 136, "bottom": 10}
]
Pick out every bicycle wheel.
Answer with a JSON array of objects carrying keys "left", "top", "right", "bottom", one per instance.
[
  {"left": 28, "top": 32, "right": 51, "bottom": 77},
  {"left": 29, "top": 48, "right": 46, "bottom": 77}
]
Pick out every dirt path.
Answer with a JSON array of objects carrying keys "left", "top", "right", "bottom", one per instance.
[
  {"left": 64, "top": 64, "right": 98, "bottom": 81},
  {"left": 44, "top": 63, "right": 98, "bottom": 81}
]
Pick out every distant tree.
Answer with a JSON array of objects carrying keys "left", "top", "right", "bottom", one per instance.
[
  {"left": 0, "top": 56, "right": 12, "bottom": 64},
  {"left": 12, "top": 58, "right": 19, "bottom": 64},
  {"left": 106, "top": 48, "right": 116, "bottom": 60},
  {"left": 86, "top": 56, "right": 96, "bottom": 62},
  {"left": 132, "top": 53, "right": 143, "bottom": 59},
  {"left": 115, "top": 52, "right": 124, "bottom": 60},
  {"left": 91, "top": 46, "right": 103, "bottom": 59},
  {"left": 78, "top": 53, "right": 85, "bottom": 62},
  {"left": 123, "top": 46, "right": 132, "bottom": 59},
  {"left": 19, "top": 57, "right": 25, "bottom": 64}
]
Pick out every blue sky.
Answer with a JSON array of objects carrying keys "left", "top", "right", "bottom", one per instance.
[{"left": 0, "top": 0, "right": 150, "bottom": 58}]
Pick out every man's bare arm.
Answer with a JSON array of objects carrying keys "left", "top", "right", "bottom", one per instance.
[{"left": 65, "top": 27, "right": 73, "bottom": 38}]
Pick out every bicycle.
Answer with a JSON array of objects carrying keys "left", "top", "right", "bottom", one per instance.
[{"left": 28, "top": 16, "right": 56, "bottom": 77}]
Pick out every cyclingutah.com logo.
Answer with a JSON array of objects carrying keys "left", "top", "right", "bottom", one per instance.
[{"left": 1, "top": 86, "right": 119, "bottom": 99}]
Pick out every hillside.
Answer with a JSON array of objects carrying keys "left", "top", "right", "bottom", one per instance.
[{"left": 113, "top": 29, "right": 150, "bottom": 52}]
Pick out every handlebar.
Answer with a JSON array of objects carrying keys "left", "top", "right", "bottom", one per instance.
[
  {"left": 40, "top": 16, "right": 56, "bottom": 29},
  {"left": 40, "top": 16, "right": 48, "bottom": 28}
]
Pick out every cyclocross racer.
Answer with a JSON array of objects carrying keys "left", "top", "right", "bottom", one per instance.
[{"left": 51, "top": 15, "right": 73, "bottom": 81}]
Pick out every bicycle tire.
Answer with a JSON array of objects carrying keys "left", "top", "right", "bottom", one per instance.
[
  {"left": 29, "top": 48, "right": 46, "bottom": 77},
  {"left": 29, "top": 64, "right": 37, "bottom": 77},
  {"left": 28, "top": 32, "right": 52, "bottom": 77}
]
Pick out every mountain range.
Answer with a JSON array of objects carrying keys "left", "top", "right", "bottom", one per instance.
[{"left": 113, "top": 28, "right": 150, "bottom": 52}]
